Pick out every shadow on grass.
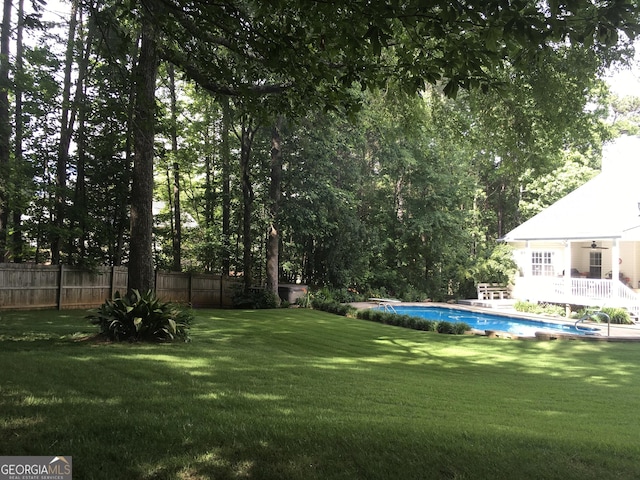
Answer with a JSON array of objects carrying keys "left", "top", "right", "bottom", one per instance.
[{"left": 1, "top": 309, "right": 640, "bottom": 479}]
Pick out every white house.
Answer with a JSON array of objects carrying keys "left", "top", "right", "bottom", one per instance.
[{"left": 501, "top": 136, "right": 640, "bottom": 318}]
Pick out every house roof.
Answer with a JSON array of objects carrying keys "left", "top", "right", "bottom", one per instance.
[{"left": 502, "top": 136, "right": 640, "bottom": 242}]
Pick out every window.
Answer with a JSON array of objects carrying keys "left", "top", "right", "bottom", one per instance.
[
  {"left": 589, "top": 251, "right": 602, "bottom": 278},
  {"left": 531, "top": 251, "right": 554, "bottom": 276}
]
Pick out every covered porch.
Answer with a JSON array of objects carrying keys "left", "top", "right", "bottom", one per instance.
[{"left": 508, "top": 238, "right": 640, "bottom": 319}]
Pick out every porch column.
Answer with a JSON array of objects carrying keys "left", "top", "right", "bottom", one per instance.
[
  {"left": 611, "top": 239, "right": 620, "bottom": 300},
  {"left": 524, "top": 241, "right": 532, "bottom": 277},
  {"left": 564, "top": 241, "right": 572, "bottom": 316},
  {"left": 522, "top": 241, "right": 533, "bottom": 302}
]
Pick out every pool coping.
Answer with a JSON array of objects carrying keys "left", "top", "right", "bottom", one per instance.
[{"left": 348, "top": 300, "right": 640, "bottom": 342}]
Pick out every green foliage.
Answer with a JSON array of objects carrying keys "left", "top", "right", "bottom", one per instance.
[
  {"left": 471, "top": 244, "right": 518, "bottom": 285},
  {"left": 87, "top": 290, "right": 192, "bottom": 342},
  {"left": 519, "top": 151, "right": 599, "bottom": 221},
  {"left": 514, "top": 301, "right": 565, "bottom": 317},
  {"left": 310, "top": 298, "right": 356, "bottom": 317},
  {"left": 609, "top": 95, "right": 640, "bottom": 136},
  {"left": 311, "top": 287, "right": 365, "bottom": 304},
  {"left": 11, "top": 1, "right": 638, "bottom": 304},
  {"left": 296, "top": 291, "right": 314, "bottom": 309},
  {"left": 580, "top": 307, "right": 633, "bottom": 325},
  {"left": 517, "top": 303, "right": 632, "bottom": 325},
  {"left": 232, "top": 289, "right": 281, "bottom": 309},
  {"left": 436, "top": 321, "right": 464, "bottom": 334},
  {"left": 355, "top": 308, "right": 470, "bottom": 334}
]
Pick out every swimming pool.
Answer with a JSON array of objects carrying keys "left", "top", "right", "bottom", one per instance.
[{"left": 383, "top": 306, "right": 601, "bottom": 337}]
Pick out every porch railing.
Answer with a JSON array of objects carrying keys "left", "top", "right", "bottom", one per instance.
[{"left": 515, "top": 277, "right": 640, "bottom": 318}]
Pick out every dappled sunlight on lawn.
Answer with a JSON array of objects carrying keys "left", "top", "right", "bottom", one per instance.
[
  {"left": 365, "top": 332, "right": 639, "bottom": 388},
  {"left": 2, "top": 309, "right": 640, "bottom": 479}
]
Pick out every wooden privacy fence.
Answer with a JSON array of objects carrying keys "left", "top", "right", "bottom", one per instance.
[{"left": 0, "top": 263, "right": 241, "bottom": 310}]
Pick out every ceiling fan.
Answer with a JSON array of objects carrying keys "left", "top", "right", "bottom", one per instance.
[{"left": 581, "top": 241, "right": 609, "bottom": 250}]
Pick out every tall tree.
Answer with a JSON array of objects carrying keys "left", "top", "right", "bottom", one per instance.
[
  {"left": 266, "top": 117, "right": 282, "bottom": 304},
  {"left": 11, "top": 0, "right": 25, "bottom": 262},
  {"left": 68, "top": 6, "right": 96, "bottom": 265},
  {"left": 236, "top": 112, "right": 259, "bottom": 293},
  {"left": 168, "top": 63, "right": 181, "bottom": 271},
  {"left": 129, "top": 6, "right": 159, "bottom": 293},
  {"left": 220, "top": 96, "right": 232, "bottom": 276},
  {"left": 0, "top": 0, "right": 11, "bottom": 261},
  {"left": 51, "top": 0, "right": 79, "bottom": 265}
]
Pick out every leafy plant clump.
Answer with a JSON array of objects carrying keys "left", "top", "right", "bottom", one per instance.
[
  {"left": 514, "top": 300, "right": 565, "bottom": 317},
  {"left": 232, "top": 289, "right": 281, "bottom": 309},
  {"left": 296, "top": 292, "right": 313, "bottom": 308},
  {"left": 579, "top": 307, "right": 633, "bottom": 325},
  {"left": 87, "top": 290, "right": 193, "bottom": 342}
]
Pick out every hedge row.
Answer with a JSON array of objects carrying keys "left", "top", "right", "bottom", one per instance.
[
  {"left": 355, "top": 308, "right": 470, "bottom": 334},
  {"left": 310, "top": 298, "right": 356, "bottom": 316},
  {"left": 310, "top": 299, "right": 471, "bottom": 335}
]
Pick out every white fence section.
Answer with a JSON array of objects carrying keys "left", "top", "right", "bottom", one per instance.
[{"left": 515, "top": 277, "right": 640, "bottom": 318}]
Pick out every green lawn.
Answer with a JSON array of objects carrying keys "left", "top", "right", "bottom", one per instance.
[{"left": 1, "top": 308, "right": 640, "bottom": 479}]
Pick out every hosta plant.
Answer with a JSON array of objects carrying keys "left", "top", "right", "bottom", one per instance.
[{"left": 87, "top": 289, "right": 192, "bottom": 342}]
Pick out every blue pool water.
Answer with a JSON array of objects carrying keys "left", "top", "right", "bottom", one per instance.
[{"left": 383, "top": 306, "right": 601, "bottom": 337}]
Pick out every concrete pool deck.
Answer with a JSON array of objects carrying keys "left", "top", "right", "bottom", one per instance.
[{"left": 349, "top": 300, "right": 640, "bottom": 341}]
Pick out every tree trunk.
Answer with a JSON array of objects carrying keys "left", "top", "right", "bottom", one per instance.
[
  {"left": 11, "top": 0, "right": 24, "bottom": 262},
  {"left": 51, "top": 0, "right": 79, "bottom": 265},
  {"left": 164, "top": 159, "right": 174, "bottom": 264},
  {"left": 221, "top": 96, "right": 231, "bottom": 276},
  {"left": 239, "top": 115, "right": 257, "bottom": 294},
  {"left": 129, "top": 9, "right": 158, "bottom": 294},
  {"left": 115, "top": 65, "right": 138, "bottom": 267},
  {"left": 71, "top": 8, "right": 94, "bottom": 264},
  {"left": 0, "top": 0, "right": 12, "bottom": 262},
  {"left": 169, "top": 64, "right": 181, "bottom": 271},
  {"left": 202, "top": 96, "right": 216, "bottom": 273},
  {"left": 203, "top": 97, "right": 214, "bottom": 230},
  {"left": 266, "top": 119, "right": 283, "bottom": 305}
]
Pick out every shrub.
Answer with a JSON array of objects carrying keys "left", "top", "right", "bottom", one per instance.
[
  {"left": 436, "top": 321, "right": 455, "bottom": 334},
  {"left": 354, "top": 309, "right": 467, "bottom": 334},
  {"left": 311, "top": 298, "right": 356, "bottom": 317},
  {"left": 232, "top": 289, "right": 280, "bottom": 309},
  {"left": 87, "top": 290, "right": 192, "bottom": 342},
  {"left": 514, "top": 301, "right": 564, "bottom": 317},
  {"left": 453, "top": 322, "right": 471, "bottom": 334},
  {"left": 259, "top": 291, "right": 281, "bottom": 309},
  {"left": 368, "top": 309, "right": 385, "bottom": 324},
  {"left": 574, "top": 307, "right": 632, "bottom": 325},
  {"left": 592, "top": 307, "right": 632, "bottom": 325},
  {"left": 296, "top": 292, "right": 313, "bottom": 308}
]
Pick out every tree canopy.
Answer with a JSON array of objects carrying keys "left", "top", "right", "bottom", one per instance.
[{"left": 0, "top": 0, "right": 637, "bottom": 300}]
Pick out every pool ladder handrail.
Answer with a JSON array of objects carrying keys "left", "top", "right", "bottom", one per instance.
[
  {"left": 575, "top": 310, "right": 610, "bottom": 336},
  {"left": 380, "top": 302, "right": 397, "bottom": 314},
  {"left": 369, "top": 297, "right": 400, "bottom": 314}
]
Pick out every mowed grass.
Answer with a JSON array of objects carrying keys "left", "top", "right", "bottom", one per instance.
[{"left": 1, "top": 309, "right": 640, "bottom": 479}]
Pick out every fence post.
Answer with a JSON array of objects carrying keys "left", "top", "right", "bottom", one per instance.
[
  {"left": 110, "top": 265, "right": 116, "bottom": 300},
  {"left": 57, "top": 265, "right": 64, "bottom": 310},
  {"left": 188, "top": 272, "right": 193, "bottom": 306},
  {"left": 154, "top": 269, "right": 159, "bottom": 296}
]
